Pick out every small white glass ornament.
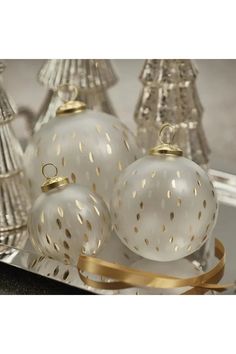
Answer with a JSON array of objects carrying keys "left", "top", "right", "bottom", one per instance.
[
  {"left": 111, "top": 123, "right": 218, "bottom": 262},
  {"left": 24, "top": 87, "right": 141, "bottom": 204},
  {"left": 28, "top": 163, "right": 111, "bottom": 265}
]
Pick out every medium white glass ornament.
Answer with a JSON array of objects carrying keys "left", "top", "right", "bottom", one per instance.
[
  {"left": 28, "top": 163, "right": 111, "bottom": 265},
  {"left": 24, "top": 90, "right": 140, "bottom": 204},
  {"left": 111, "top": 124, "right": 218, "bottom": 262}
]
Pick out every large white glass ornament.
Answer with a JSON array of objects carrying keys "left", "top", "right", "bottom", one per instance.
[
  {"left": 24, "top": 94, "right": 141, "bottom": 204},
  {"left": 28, "top": 163, "right": 111, "bottom": 265},
  {"left": 111, "top": 124, "right": 218, "bottom": 262}
]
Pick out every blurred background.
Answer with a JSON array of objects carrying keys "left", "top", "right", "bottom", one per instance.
[{"left": 3, "top": 59, "right": 236, "bottom": 174}]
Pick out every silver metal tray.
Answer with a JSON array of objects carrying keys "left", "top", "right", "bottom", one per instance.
[{"left": 0, "top": 168, "right": 235, "bottom": 295}]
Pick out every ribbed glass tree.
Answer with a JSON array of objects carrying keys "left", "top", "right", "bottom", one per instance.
[
  {"left": 134, "top": 59, "right": 210, "bottom": 167},
  {"left": 34, "top": 59, "right": 118, "bottom": 132},
  {"left": 0, "top": 62, "right": 31, "bottom": 232}
]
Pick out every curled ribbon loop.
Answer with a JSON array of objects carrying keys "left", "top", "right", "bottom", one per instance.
[{"left": 77, "top": 239, "right": 233, "bottom": 295}]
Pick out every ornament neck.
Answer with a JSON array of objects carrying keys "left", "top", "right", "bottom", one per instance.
[
  {"left": 149, "top": 123, "right": 183, "bottom": 157},
  {"left": 55, "top": 84, "right": 87, "bottom": 117},
  {"left": 41, "top": 163, "right": 69, "bottom": 193}
]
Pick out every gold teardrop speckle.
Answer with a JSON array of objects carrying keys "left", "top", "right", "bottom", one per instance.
[
  {"left": 193, "top": 188, "right": 197, "bottom": 196},
  {"left": 142, "top": 179, "right": 146, "bottom": 188},
  {"left": 136, "top": 213, "right": 140, "bottom": 221},
  {"left": 63, "top": 270, "right": 69, "bottom": 280},
  {"left": 84, "top": 233, "right": 89, "bottom": 242},
  {"left": 174, "top": 245, "right": 179, "bottom": 252},
  {"left": 93, "top": 205, "right": 100, "bottom": 216},
  {"left": 56, "top": 144, "right": 61, "bottom": 156},
  {"left": 37, "top": 224, "right": 42, "bottom": 233},
  {"left": 197, "top": 180, "right": 201, "bottom": 187},
  {"left": 172, "top": 179, "right": 176, "bottom": 189},
  {"left": 89, "top": 194, "right": 98, "bottom": 204},
  {"left": 167, "top": 190, "right": 171, "bottom": 198},
  {"left": 75, "top": 200, "right": 83, "bottom": 210},
  {"left": 56, "top": 218, "right": 62, "bottom": 229},
  {"left": 105, "top": 132, "right": 111, "bottom": 142},
  {"left": 145, "top": 238, "right": 149, "bottom": 245},
  {"left": 57, "top": 207, "right": 64, "bottom": 218},
  {"left": 134, "top": 226, "right": 138, "bottom": 233},
  {"left": 41, "top": 211, "right": 45, "bottom": 224},
  {"left": 79, "top": 141, "right": 83, "bottom": 152},
  {"left": 162, "top": 224, "right": 166, "bottom": 232},
  {"left": 61, "top": 157, "right": 65, "bottom": 166},
  {"left": 77, "top": 214, "right": 83, "bottom": 224},
  {"left": 124, "top": 140, "right": 130, "bottom": 151},
  {"left": 54, "top": 243, "right": 60, "bottom": 252},
  {"left": 71, "top": 173, "right": 77, "bottom": 183},
  {"left": 169, "top": 236, "right": 174, "bottom": 243},
  {"left": 86, "top": 220, "right": 92, "bottom": 231},
  {"left": 96, "top": 167, "right": 101, "bottom": 176},
  {"left": 92, "top": 183, "right": 96, "bottom": 193},
  {"left": 132, "top": 191, "right": 137, "bottom": 198},
  {"left": 198, "top": 211, "right": 202, "bottom": 220},
  {"left": 177, "top": 198, "right": 181, "bottom": 207},
  {"left": 45, "top": 233, "right": 51, "bottom": 245},
  {"left": 118, "top": 161, "right": 123, "bottom": 171},
  {"left": 89, "top": 152, "right": 94, "bottom": 163},
  {"left": 187, "top": 244, "right": 192, "bottom": 251},
  {"left": 203, "top": 200, "right": 206, "bottom": 208},
  {"left": 106, "top": 144, "right": 112, "bottom": 154},
  {"left": 170, "top": 212, "right": 174, "bottom": 221},
  {"left": 176, "top": 170, "right": 181, "bottom": 178},
  {"left": 140, "top": 202, "right": 144, "bottom": 209},
  {"left": 63, "top": 241, "right": 69, "bottom": 250},
  {"left": 156, "top": 246, "right": 160, "bottom": 252},
  {"left": 65, "top": 229, "right": 72, "bottom": 239},
  {"left": 191, "top": 235, "right": 195, "bottom": 242}
]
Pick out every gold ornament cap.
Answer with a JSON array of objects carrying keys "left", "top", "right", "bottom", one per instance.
[
  {"left": 55, "top": 84, "right": 86, "bottom": 117},
  {"left": 149, "top": 123, "right": 183, "bottom": 157},
  {"left": 41, "top": 163, "right": 69, "bottom": 193}
]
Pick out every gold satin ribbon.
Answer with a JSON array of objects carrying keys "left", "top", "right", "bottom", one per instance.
[{"left": 77, "top": 239, "right": 234, "bottom": 294}]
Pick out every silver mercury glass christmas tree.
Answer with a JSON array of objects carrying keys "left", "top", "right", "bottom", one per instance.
[
  {"left": 34, "top": 59, "right": 118, "bottom": 132},
  {"left": 134, "top": 59, "right": 210, "bottom": 167},
  {"left": 0, "top": 61, "right": 31, "bottom": 232}
]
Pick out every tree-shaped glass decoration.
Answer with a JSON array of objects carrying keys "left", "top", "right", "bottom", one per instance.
[
  {"left": 34, "top": 59, "right": 118, "bottom": 133},
  {"left": 134, "top": 59, "right": 210, "bottom": 167},
  {"left": 0, "top": 62, "right": 31, "bottom": 232}
]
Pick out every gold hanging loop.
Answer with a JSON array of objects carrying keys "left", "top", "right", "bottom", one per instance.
[
  {"left": 42, "top": 163, "right": 58, "bottom": 179},
  {"left": 41, "top": 162, "right": 69, "bottom": 193},
  {"left": 149, "top": 123, "right": 183, "bottom": 157},
  {"left": 56, "top": 84, "right": 86, "bottom": 117}
]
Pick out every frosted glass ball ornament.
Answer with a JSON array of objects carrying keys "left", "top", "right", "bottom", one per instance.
[
  {"left": 24, "top": 96, "right": 141, "bottom": 204},
  {"left": 28, "top": 163, "right": 111, "bottom": 266},
  {"left": 110, "top": 124, "right": 218, "bottom": 262}
]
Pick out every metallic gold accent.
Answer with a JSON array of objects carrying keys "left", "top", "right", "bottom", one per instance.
[
  {"left": 58, "top": 207, "right": 64, "bottom": 218},
  {"left": 169, "top": 236, "right": 174, "bottom": 243},
  {"left": 167, "top": 190, "right": 171, "bottom": 198},
  {"left": 203, "top": 200, "right": 207, "bottom": 208},
  {"left": 71, "top": 173, "right": 77, "bottom": 183},
  {"left": 162, "top": 224, "right": 166, "bottom": 232},
  {"left": 84, "top": 233, "right": 89, "bottom": 242},
  {"left": 145, "top": 238, "right": 149, "bottom": 245},
  {"left": 75, "top": 200, "right": 83, "bottom": 210},
  {"left": 56, "top": 218, "right": 62, "bottom": 229},
  {"left": 105, "top": 132, "right": 111, "bottom": 142},
  {"left": 56, "top": 100, "right": 86, "bottom": 117},
  {"left": 77, "top": 214, "right": 83, "bottom": 224},
  {"left": 79, "top": 141, "right": 83, "bottom": 152},
  {"left": 106, "top": 144, "right": 112, "bottom": 154},
  {"left": 132, "top": 191, "right": 137, "bottom": 198},
  {"left": 65, "top": 229, "right": 72, "bottom": 239},
  {"left": 142, "top": 179, "right": 146, "bottom": 188},
  {"left": 89, "top": 194, "right": 97, "bottom": 204},
  {"left": 140, "top": 201, "right": 144, "bottom": 209},
  {"left": 177, "top": 198, "right": 181, "bottom": 207},
  {"left": 172, "top": 179, "right": 176, "bottom": 188},
  {"left": 86, "top": 220, "right": 92, "bottom": 230},
  {"left": 198, "top": 211, "right": 202, "bottom": 220},
  {"left": 134, "top": 226, "right": 138, "bottom": 233},
  {"left": 170, "top": 212, "right": 174, "bottom": 220},
  {"left": 94, "top": 206, "right": 100, "bottom": 216},
  {"left": 156, "top": 246, "right": 160, "bottom": 252},
  {"left": 174, "top": 245, "right": 179, "bottom": 252},
  {"left": 41, "top": 163, "right": 69, "bottom": 192},
  {"left": 63, "top": 241, "right": 69, "bottom": 250},
  {"left": 89, "top": 152, "right": 94, "bottom": 163},
  {"left": 124, "top": 140, "right": 130, "bottom": 151},
  {"left": 136, "top": 213, "right": 140, "bottom": 221},
  {"left": 193, "top": 188, "right": 197, "bottom": 196},
  {"left": 149, "top": 123, "right": 183, "bottom": 156},
  {"left": 96, "top": 167, "right": 100, "bottom": 176},
  {"left": 151, "top": 171, "right": 156, "bottom": 178},
  {"left": 176, "top": 170, "right": 181, "bottom": 178},
  {"left": 45, "top": 233, "right": 51, "bottom": 245},
  {"left": 53, "top": 243, "right": 60, "bottom": 252},
  {"left": 63, "top": 270, "right": 69, "bottom": 280},
  {"left": 40, "top": 212, "right": 45, "bottom": 224}
]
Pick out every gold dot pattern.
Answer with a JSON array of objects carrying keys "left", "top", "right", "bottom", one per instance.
[
  {"left": 106, "top": 144, "right": 112, "bottom": 154},
  {"left": 170, "top": 212, "right": 174, "bottom": 221},
  {"left": 89, "top": 152, "right": 94, "bottom": 163},
  {"left": 45, "top": 234, "right": 51, "bottom": 245},
  {"left": 71, "top": 173, "right": 77, "bottom": 183},
  {"left": 145, "top": 238, "right": 149, "bottom": 245},
  {"left": 134, "top": 226, "right": 138, "bottom": 233}
]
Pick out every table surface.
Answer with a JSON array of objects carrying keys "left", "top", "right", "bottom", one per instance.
[{"left": 0, "top": 59, "right": 236, "bottom": 294}]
